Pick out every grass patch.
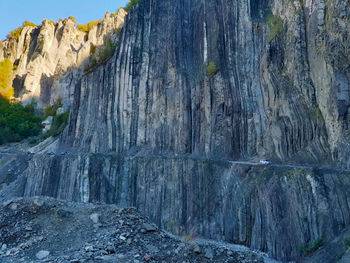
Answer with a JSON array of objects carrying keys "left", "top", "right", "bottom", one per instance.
[
  {"left": 300, "top": 238, "right": 324, "bottom": 255},
  {"left": 266, "top": 14, "right": 284, "bottom": 42}
]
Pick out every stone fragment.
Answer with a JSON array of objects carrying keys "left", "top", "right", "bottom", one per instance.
[
  {"left": 36, "top": 250, "right": 50, "bottom": 260},
  {"left": 192, "top": 245, "right": 201, "bottom": 254},
  {"left": 89, "top": 213, "right": 99, "bottom": 224},
  {"left": 142, "top": 223, "right": 157, "bottom": 232}
]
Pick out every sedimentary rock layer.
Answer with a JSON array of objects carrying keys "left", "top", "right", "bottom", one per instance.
[{"left": 22, "top": 154, "right": 350, "bottom": 261}]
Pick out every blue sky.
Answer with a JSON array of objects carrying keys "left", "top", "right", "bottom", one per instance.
[{"left": 0, "top": 0, "right": 128, "bottom": 40}]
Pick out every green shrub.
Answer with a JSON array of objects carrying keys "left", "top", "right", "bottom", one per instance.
[
  {"left": 266, "top": 14, "right": 284, "bottom": 42},
  {"left": 345, "top": 237, "right": 350, "bottom": 249},
  {"left": 77, "top": 20, "right": 100, "bottom": 33},
  {"left": 48, "top": 20, "right": 56, "bottom": 26},
  {"left": 309, "top": 108, "right": 324, "bottom": 121},
  {"left": 7, "top": 21, "right": 37, "bottom": 40},
  {"left": 23, "top": 21, "right": 37, "bottom": 27},
  {"left": 43, "top": 98, "right": 62, "bottom": 118},
  {"left": 84, "top": 38, "right": 116, "bottom": 73},
  {"left": 0, "top": 96, "right": 42, "bottom": 144},
  {"left": 90, "top": 44, "right": 96, "bottom": 55},
  {"left": 0, "top": 58, "right": 14, "bottom": 100},
  {"left": 125, "top": 0, "right": 140, "bottom": 12},
  {"left": 300, "top": 238, "right": 324, "bottom": 255},
  {"left": 207, "top": 61, "right": 218, "bottom": 77},
  {"left": 43, "top": 111, "right": 69, "bottom": 138},
  {"left": 69, "top": 16, "right": 77, "bottom": 23}
]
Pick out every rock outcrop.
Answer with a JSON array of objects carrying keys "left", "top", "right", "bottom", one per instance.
[
  {"left": 0, "top": 9, "right": 126, "bottom": 109},
  {"left": 19, "top": 153, "right": 350, "bottom": 262},
  {"left": 59, "top": 0, "right": 349, "bottom": 165},
  {"left": 0, "top": 197, "right": 268, "bottom": 262},
  {"left": 0, "top": 0, "right": 349, "bottom": 262}
]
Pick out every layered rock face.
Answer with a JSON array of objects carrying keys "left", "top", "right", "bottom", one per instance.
[
  {"left": 1, "top": 0, "right": 350, "bottom": 262},
  {"left": 22, "top": 154, "right": 350, "bottom": 262},
  {"left": 62, "top": 0, "right": 349, "bottom": 165},
  {"left": 0, "top": 9, "right": 126, "bottom": 109}
]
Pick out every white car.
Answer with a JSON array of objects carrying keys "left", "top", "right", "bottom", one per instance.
[{"left": 259, "top": 159, "right": 271, "bottom": 165}]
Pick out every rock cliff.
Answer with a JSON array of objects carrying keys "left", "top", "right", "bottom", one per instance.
[
  {"left": 0, "top": 9, "right": 126, "bottom": 109},
  {"left": 0, "top": 0, "right": 350, "bottom": 262},
  {"left": 60, "top": 0, "right": 349, "bottom": 165},
  {"left": 18, "top": 154, "right": 349, "bottom": 262}
]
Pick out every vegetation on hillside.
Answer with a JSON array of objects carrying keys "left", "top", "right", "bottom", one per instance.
[
  {"left": 207, "top": 62, "right": 218, "bottom": 78},
  {"left": 266, "top": 14, "right": 284, "bottom": 42},
  {"left": 300, "top": 238, "right": 324, "bottom": 255},
  {"left": 48, "top": 20, "right": 56, "bottom": 26},
  {"left": 77, "top": 20, "right": 101, "bottom": 33},
  {"left": 84, "top": 38, "right": 117, "bottom": 73},
  {"left": 0, "top": 95, "right": 70, "bottom": 145},
  {"left": 43, "top": 111, "right": 69, "bottom": 138},
  {"left": 0, "top": 97, "right": 42, "bottom": 144},
  {"left": 68, "top": 16, "right": 77, "bottom": 23},
  {"left": 7, "top": 21, "right": 38, "bottom": 40},
  {"left": 0, "top": 58, "right": 14, "bottom": 100},
  {"left": 125, "top": 0, "right": 140, "bottom": 12}
]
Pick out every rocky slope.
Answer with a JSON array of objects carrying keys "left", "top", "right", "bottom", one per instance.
[
  {"left": 0, "top": 0, "right": 349, "bottom": 262},
  {"left": 0, "top": 8, "right": 126, "bottom": 109},
  {"left": 0, "top": 197, "right": 269, "bottom": 263},
  {"left": 14, "top": 153, "right": 348, "bottom": 262}
]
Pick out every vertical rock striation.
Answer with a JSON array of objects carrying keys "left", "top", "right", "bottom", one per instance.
[
  {"left": 22, "top": 154, "right": 350, "bottom": 261},
  {"left": 63, "top": 0, "right": 349, "bottom": 164},
  {"left": 2, "top": 0, "right": 350, "bottom": 262}
]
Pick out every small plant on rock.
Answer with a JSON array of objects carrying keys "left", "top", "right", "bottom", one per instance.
[
  {"left": 125, "top": 0, "right": 140, "bottom": 12},
  {"left": 206, "top": 62, "right": 218, "bottom": 78},
  {"left": 266, "top": 14, "right": 284, "bottom": 42}
]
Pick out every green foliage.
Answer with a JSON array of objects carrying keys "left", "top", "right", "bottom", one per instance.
[
  {"left": 8, "top": 27, "right": 23, "bottom": 40},
  {"left": 69, "top": 16, "right": 77, "bottom": 23},
  {"left": 43, "top": 98, "right": 62, "bottom": 118},
  {"left": 125, "top": 0, "right": 140, "bottom": 12},
  {"left": 84, "top": 38, "right": 117, "bottom": 73},
  {"left": 43, "top": 111, "right": 69, "bottom": 138},
  {"left": 90, "top": 44, "right": 96, "bottom": 55},
  {"left": 0, "top": 96, "right": 42, "bottom": 145},
  {"left": 266, "top": 14, "right": 284, "bottom": 42},
  {"left": 300, "top": 238, "right": 324, "bottom": 255},
  {"left": 309, "top": 108, "right": 324, "bottom": 121},
  {"left": 0, "top": 59, "right": 14, "bottom": 100},
  {"left": 7, "top": 20, "right": 37, "bottom": 40},
  {"left": 48, "top": 20, "right": 56, "bottom": 26},
  {"left": 345, "top": 237, "right": 350, "bottom": 249},
  {"left": 77, "top": 20, "right": 100, "bottom": 33},
  {"left": 23, "top": 20, "right": 37, "bottom": 27},
  {"left": 206, "top": 62, "right": 218, "bottom": 78}
]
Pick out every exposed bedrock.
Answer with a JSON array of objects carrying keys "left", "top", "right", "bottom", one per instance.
[
  {"left": 0, "top": 9, "right": 126, "bottom": 109},
  {"left": 60, "top": 0, "right": 350, "bottom": 164},
  {"left": 22, "top": 154, "right": 350, "bottom": 262}
]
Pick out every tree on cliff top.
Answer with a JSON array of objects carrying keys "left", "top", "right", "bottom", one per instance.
[
  {"left": 125, "top": 0, "right": 140, "bottom": 12},
  {"left": 0, "top": 58, "right": 14, "bottom": 100}
]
